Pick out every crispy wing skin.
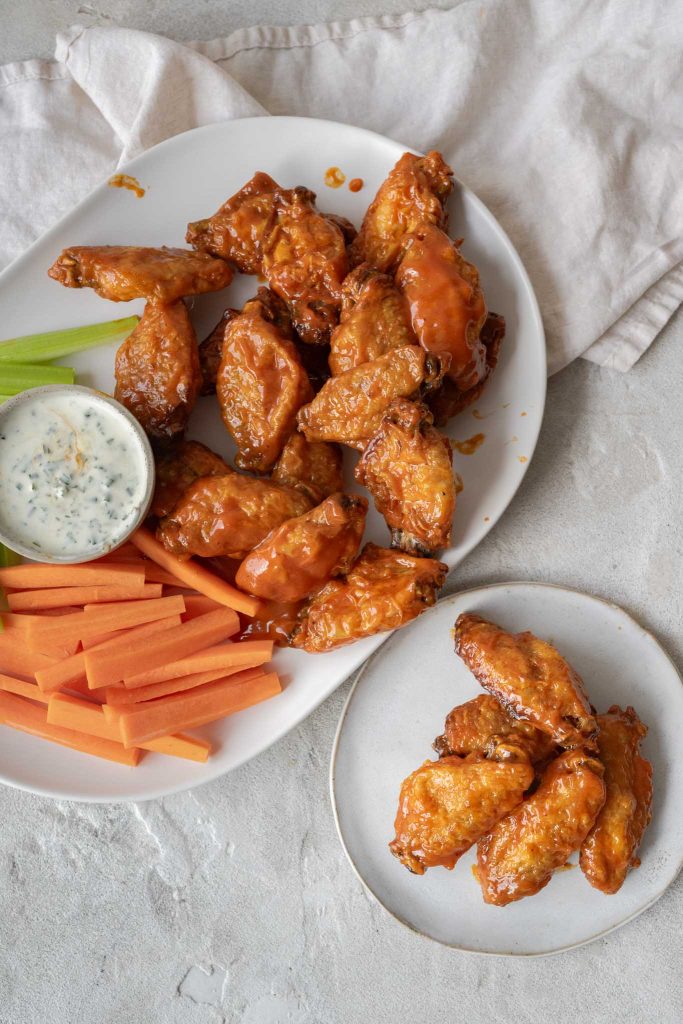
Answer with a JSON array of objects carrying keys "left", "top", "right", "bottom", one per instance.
[
  {"left": 114, "top": 300, "right": 201, "bottom": 441},
  {"left": 157, "top": 474, "right": 311, "bottom": 560},
  {"left": 389, "top": 751, "right": 534, "bottom": 874},
  {"left": 152, "top": 440, "right": 230, "bottom": 519},
  {"left": 325, "top": 213, "right": 358, "bottom": 244},
  {"left": 348, "top": 151, "right": 454, "bottom": 272},
  {"left": 355, "top": 398, "right": 455, "bottom": 555},
  {"left": 271, "top": 432, "right": 344, "bottom": 504},
  {"left": 48, "top": 246, "right": 232, "bottom": 303},
  {"left": 428, "top": 312, "right": 506, "bottom": 426},
  {"left": 328, "top": 265, "right": 416, "bottom": 376},
  {"left": 216, "top": 290, "right": 312, "bottom": 473},
  {"left": 454, "top": 613, "right": 597, "bottom": 748},
  {"left": 291, "top": 542, "right": 447, "bottom": 652},
  {"left": 580, "top": 705, "right": 653, "bottom": 894},
  {"left": 476, "top": 749, "right": 605, "bottom": 906},
  {"left": 297, "top": 345, "right": 445, "bottom": 450},
  {"left": 433, "top": 694, "right": 559, "bottom": 765},
  {"left": 235, "top": 493, "right": 367, "bottom": 602},
  {"left": 198, "top": 308, "right": 240, "bottom": 395},
  {"left": 396, "top": 225, "right": 487, "bottom": 392}
]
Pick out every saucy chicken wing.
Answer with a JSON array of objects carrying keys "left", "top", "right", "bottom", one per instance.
[
  {"left": 271, "top": 433, "right": 344, "bottom": 505},
  {"left": 157, "top": 473, "right": 311, "bottom": 560},
  {"left": 216, "top": 289, "right": 312, "bottom": 473},
  {"left": 396, "top": 225, "right": 487, "bottom": 393},
  {"left": 48, "top": 245, "right": 232, "bottom": 303},
  {"left": 235, "top": 493, "right": 367, "bottom": 602},
  {"left": 355, "top": 398, "right": 456, "bottom": 555},
  {"left": 198, "top": 308, "right": 240, "bottom": 395},
  {"left": 114, "top": 300, "right": 201, "bottom": 441},
  {"left": 152, "top": 440, "right": 231, "bottom": 519},
  {"left": 580, "top": 705, "right": 653, "bottom": 894},
  {"left": 291, "top": 542, "right": 447, "bottom": 652},
  {"left": 454, "top": 613, "right": 597, "bottom": 748},
  {"left": 328, "top": 264, "right": 416, "bottom": 376},
  {"left": 297, "top": 346, "right": 446, "bottom": 450},
  {"left": 348, "top": 151, "right": 454, "bottom": 272},
  {"left": 389, "top": 749, "right": 534, "bottom": 874},
  {"left": 187, "top": 172, "right": 348, "bottom": 344},
  {"left": 476, "top": 749, "right": 605, "bottom": 906},
  {"left": 433, "top": 694, "right": 558, "bottom": 765},
  {"left": 427, "top": 312, "right": 506, "bottom": 426}
]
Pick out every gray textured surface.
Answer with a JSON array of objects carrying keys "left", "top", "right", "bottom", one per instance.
[{"left": 1, "top": 4, "right": 682, "bottom": 1023}]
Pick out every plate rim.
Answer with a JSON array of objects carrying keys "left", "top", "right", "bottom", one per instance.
[{"left": 329, "top": 580, "right": 683, "bottom": 957}]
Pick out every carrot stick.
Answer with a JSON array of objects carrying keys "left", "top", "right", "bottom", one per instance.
[
  {"left": 94, "top": 544, "right": 144, "bottom": 563},
  {"left": 26, "top": 595, "right": 185, "bottom": 647},
  {"left": 124, "top": 638, "right": 271, "bottom": 688},
  {"left": 7, "top": 582, "right": 161, "bottom": 611},
  {"left": 2, "top": 610, "right": 81, "bottom": 656},
  {"left": 181, "top": 594, "right": 223, "bottom": 620},
  {"left": 0, "top": 690, "right": 140, "bottom": 766},
  {"left": 106, "top": 665, "right": 265, "bottom": 705},
  {"left": 130, "top": 527, "right": 259, "bottom": 617},
  {"left": 0, "top": 636, "right": 59, "bottom": 680},
  {"left": 84, "top": 608, "right": 239, "bottom": 689},
  {"left": 139, "top": 733, "right": 210, "bottom": 762},
  {"left": 144, "top": 564, "right": 191, "bottom": 587},
  {"left": 117, "top": 671, "right": 282, "bottom": 747},
  {"left": 0, "top": 563, "right": 145, "bottom": 589},
  {"left": 66, "top": 676, "right": 106, "bottom": 704},
  {"left": 0, "top": 673, "right": 49, "bottom": 703}
]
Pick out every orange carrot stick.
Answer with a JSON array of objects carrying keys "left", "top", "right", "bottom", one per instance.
[
  {"left": 0, "top": 673, "right": 49, "bottom": 703},
  {"left": 94, "top": 544, "right": 144, "bottom": 563},
  {"left": 2, "top": 610, "right": 81, "bottom": 657},
  {"left": 123, "top": 638, "right": 271, "bottom": 688},
  {"left": 130, "top": 527, "right": 259, "bottom": 617},
  {"left": 7, "top": 582, "right": 161, "bottom": 611},
  {"left": 0, "top": 690, "right": 140, "bottom": 766},
  {"left": 181, "top": 594, "right": 223, "bottom": 620},
  {"left": 139, "top": 733, "right": 210, "bottom": 762},
  {"left": 84, "top": 608, "right": 239, "bottom": 689},
  {"left": 106, "top": 665, "right": 265, "bottom": 705},
  {"left": 0, "top": 563, "right": 145, "bottom": 589},
  {"left": 0, "top": 636, "right": 59, "bottom": 680},
  {"left": 26, "top": 595, "right": 185, "bottom": 647},
  {"left": 144, "top": 564, "right": 191, "bottom": 587}
]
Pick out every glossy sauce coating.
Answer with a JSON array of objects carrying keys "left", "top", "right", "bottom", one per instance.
[
  {"left": 427, "top": 312, "right": 506, "bottom": 426},
  {"left": 271, "top": 433, "right": 344, "bottom": 505},
  {"left": 348, "top": 178, "right": 364, "bottom": 193},
  {"left": 238, "top": 598, "right": 305, "bottom": 647},
  {"left": 433, "top": 693, "right": 558, "bottom": 765},
  {"left": 152, "top": 440, "right": 230, "bottom": 519},
  {"left": 198, "top": 308, "right": 240, "bottom": 395}
]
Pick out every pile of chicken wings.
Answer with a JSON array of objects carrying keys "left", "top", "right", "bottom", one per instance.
[
  {"left": 390, "top": 614, "right": 653, "bottom": 904},
  {"left": 48, "top": 151, "right": 505, "bottom": 652}
]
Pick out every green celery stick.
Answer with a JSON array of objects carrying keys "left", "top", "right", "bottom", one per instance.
[
  {"left": 0, "top": 545, "right": 20, "bottom": 568},
  {"left": 0, "top": 395, "right": 13, "bottom": 403},
  {"left": 0, "top": 316, "right": 139, "bottom": 363},
  {"left": 0, "top": 363, "right": 75, "bottom": 394}
]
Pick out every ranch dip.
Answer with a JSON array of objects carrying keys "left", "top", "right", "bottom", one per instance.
[{"left": 0, "top": 387, "right": 151, "bottom": 562}]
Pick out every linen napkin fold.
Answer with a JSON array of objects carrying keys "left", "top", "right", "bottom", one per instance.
[{"left": 1, "top": 3, "right": 682, "bottom": 374}]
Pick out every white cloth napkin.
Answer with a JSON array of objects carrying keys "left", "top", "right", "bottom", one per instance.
[{"left": 1, "top": 3, "right": 681, "bottom": 374}]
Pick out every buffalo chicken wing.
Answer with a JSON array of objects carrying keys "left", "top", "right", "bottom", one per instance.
[
  {"left": 271, "top": 433, "right": 344, "bottom": 505},
  {"left": 151, "top": 440, "right": 230, "bottom": 519},
  {"left": 433, "top": 694, "right": 558, "bottom": 766}
]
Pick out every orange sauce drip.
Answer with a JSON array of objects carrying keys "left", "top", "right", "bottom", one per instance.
[
  {"left": 518, "top": 455, "right": 528, "bottom": 463},
  {"left": 451, "top": 432, "right": 485, "bottom": 456},
  {"left": 472, "top": 408, "right": 492, "bottom": 421},
  {"left": 454, "top": 472, "right": 464, "bottom": 495},
  {"left": 348, "top": 177, "right": 364, "bottom": 192},
  {"left": 325, "top": 166, "right": 346, "bottom": 189},
  {"left": 108, "top": 174, "right": 145, "bottom": 198}
]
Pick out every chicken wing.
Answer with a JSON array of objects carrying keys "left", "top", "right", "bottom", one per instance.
[
  {"left": 433, "top": 694, "right": 558, "bottom": 765},
  {"left": 427, "top": 312, "right": 506, "bottom": 426},
  {"left": 238, "top": 598, "right": 306, "bottom": 647},
  {"left": 355, "top": 398, "right": 456, "bottom": 555},
  {"left": 48, "top": 246, "right": 232, "bottom": 303},
  {"left": 216, "top": 289, "right": 312, "bottom": 473},
  {"left": 291, "top": 542, "right": 447, "bottom": 652},
  {"left": 114, "top": 300, "right": 201, "bottom": 441},
  {"left": 476, "top": 749, "right": 605, "bottom": 906},
  {"left": 389, "top": 749, "right": 534, "bottom": 875},
  {"left": 198, "top": 308, "right": 240, "bottom": 395},
  {"left": 580, "top": 706, "right": 653, "bottom": 894},
  {"left": 454, "top": 613, "right": 597, "bottom": 748},
  {"left": 296, "top": 346, "right": 446, "bottom": 450},
  {"left": 328, "top": 265, "right": 416, "bottom": 376},
  {"left": 152, "top": 440, "right": 231, "bottom": 519},
  {"left": 271, "top": 433, "right": 344, "bottom": 505},
  {"left": 396, "top": 225, "right": 487, "bottom": 393},
  {"left": 187, "top": 172, "right": 348, "bottom": 344},
  {"left": 235, "top": 493, "right": 367, "bottom": 602},
  {"left": 157, "top": 474, "right": 311, "bottom": 560},
  {"left": 348, "top": 151, "right": 454, "bottom": 272}
]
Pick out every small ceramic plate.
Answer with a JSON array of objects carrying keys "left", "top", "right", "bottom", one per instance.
[{"left": 330, "top": 583, "right": 683, "bottom": 956}]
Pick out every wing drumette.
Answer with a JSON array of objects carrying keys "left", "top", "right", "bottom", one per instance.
[
  {"left": 152, "top": 440, "right": 231, "bottom": 519},
  {"left": 271, "top": 433, "right": 344, "bottom": 505}
]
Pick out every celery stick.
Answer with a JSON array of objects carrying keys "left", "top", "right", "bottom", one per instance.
[
  {"left": 0, "top": 363, "right": 75, "bottom": 394},
  {"left": 0, "top": 316, "right": 139, "bottom": 363},
  {"left": 0, "top": 545, "right": 19, "bottom": 568},
  {"left": 0, "top": 395, "right": 13, "bottom": 403}
]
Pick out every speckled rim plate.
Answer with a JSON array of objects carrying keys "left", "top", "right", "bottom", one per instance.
[
  {"left": 330, "top": 583, "right": 683, "bottom": 956},
  {"left": 0, "top": 117, "right": 545, "bottom": 801}
]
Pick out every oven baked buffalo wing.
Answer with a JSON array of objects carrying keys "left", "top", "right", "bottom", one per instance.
[
  {"left": 114, "top": 300, "right": 201, "bottom": 441},
  {"left": 580, "top": 706, "right": 653, "bottom": 894},
  {"left": 48, "top": 245, "right": 233, "bottom": 303},
  {"left": 328, "top": 264, "right": 416, "bottom": 376},
  {"left": 427, "top": 312, "right": 506, "bottom": 426},
  {"left": 433, "top": 694, "right": 558, "bottom": 766},
  {"left": 348, "top": 151, "right": 454, "bottom": 272},
  {"left": 291, "top": 542, "right": 447, "bottom": 652},
  {"left": 151, "top": 440, "right": 230, "bottom": 519},
  {"left": 476, "top": 748, "right": 606, "bottom": 906},
  {"left": 296, "top": 346, "right": 446, "bottom": 450},
  {"left": 271, "top": 433, "right": 344, "bottom": 505},
  {"left": 454, "top": 614, "right": 597, "bottom": 748},
  {"left": 187, "top": 172, "right": 348, "bottom": 344},
  {"left": 355, "top": 398, "right": 456, "bottom": 555},
  {"left": 396, "top": 225, "right": 487, "bottom": 393},
  {"left": 198, "top": 308, "right": 239, "bottom": 395},
  {"left": 389, "top": 747, "right": 534, "bottom": 874},
  {"left": 235, "top": 493, "right": 367, "bottom": 602},
  {"left": 216, "top": 289, "right": 312, "bottom": 473},
  {"left": 157, "top": 473, "right": 311, "bottom": 560}
]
